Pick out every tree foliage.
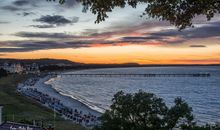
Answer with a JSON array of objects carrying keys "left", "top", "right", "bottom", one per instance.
[
  {"left": 48, "top": 0, "right": 220, "bottom": 30},
  {"left": 93, "top": 90, "right": 194, "bottom": 130},
  {"left": 0, "top": 68, "right": 7, "bottom": 78}
]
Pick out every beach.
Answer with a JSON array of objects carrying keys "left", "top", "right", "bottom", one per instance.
[{"left": 18, "top": 75, "right": 102, "bottom": 128}]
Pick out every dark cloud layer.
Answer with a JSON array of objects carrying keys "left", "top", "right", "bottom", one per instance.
[
  {"left": 3, "top": 19, "right": 220, "bottom": 53},
  {"left": 14, "top": 32, "right": 78, "bottom": 39},
  {"left": 0, "top": 21, "right": 10, "bottom": 24},
  {"left": 0, "top": 40, "right": 89, "bottom": 52},
  {"left": 34, "top": 15, "right": 79, "bottom": 27},
  {"left": 1, "top": 0, "right": 37, "bottom": 12},
  {"left": 150, "top": 21, "right": 220, "bottom": 41},
  {"left": 29, "top": 25, "right": 56, "bottom": 28},
  {"left": 121, "top": 36, "right": 162, "bottom": 42},
  {"left": 120, "top": 21, "right": 220, "bottom": 44},
  {"left": 13, "top": 0, "right": 30, "bottom": 6},
  {"left": 189, "top": 45, "right": 206, "bottom": 48},
  {"left": 23, "top": 12, "right": 35, "bottom": 16},
  {"left": 1, "top": 0, "right": 78, "bottom": 14},
  {"left": 63, "top": 0, "right": 78, "bottom": 8},
  {"left": 12, "top": 0, "right": 40, "bottom": 7}
]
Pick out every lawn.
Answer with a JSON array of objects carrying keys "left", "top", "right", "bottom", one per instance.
[{"left": 0, "top": 74, "right": 88, "bottom": 130}]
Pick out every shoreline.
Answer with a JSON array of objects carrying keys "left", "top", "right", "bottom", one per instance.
[
  {"left": 43, "top": 76, "right": 103, "bottom": 115},
  {"left": 18, "top": 74, "right": 102, "bottom": 127},
  {"left": 43, "top": 75, "right": 103, "bottom": 116}
]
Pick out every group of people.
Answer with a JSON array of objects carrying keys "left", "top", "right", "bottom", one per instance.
[
  {"left": 18, "top": 77, "right": 100, "bottom": 128},
  {"left": 22, "top": 77, "right": 40, "bottom": 86}
]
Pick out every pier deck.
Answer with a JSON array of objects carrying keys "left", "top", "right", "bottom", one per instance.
[{"left": 49, "top": 73, "right": 211, "bottom": 77}]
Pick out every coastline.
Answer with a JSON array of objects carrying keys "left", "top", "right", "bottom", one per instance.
[
  {"left": 18, "top": 74, "right": 102, "bottom": 127},
  {"left": 39, "top": 75, "right": 102, "bottom": 116}
]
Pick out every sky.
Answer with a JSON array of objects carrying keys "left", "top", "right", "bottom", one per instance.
[{"left": 0, "top": 0, "right": 220, "bottom": 64}]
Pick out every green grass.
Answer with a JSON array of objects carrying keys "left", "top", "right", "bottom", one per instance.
[{"left": 0, "top": 74, "right": 88, "bottom": 130}]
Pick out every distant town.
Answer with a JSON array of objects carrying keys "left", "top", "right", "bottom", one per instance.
[
  {"left": 1, "top": 59, "right": 219, "bottom": 75},
  {"left": 0, "top": 62, "right": 39, "bottom": 74}
]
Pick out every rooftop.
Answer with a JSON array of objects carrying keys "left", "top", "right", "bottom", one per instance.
[{"left": 0, "top": 122, "right": 43, "bottom": 130}]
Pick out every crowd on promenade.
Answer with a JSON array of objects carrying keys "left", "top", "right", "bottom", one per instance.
[{"left": 17, "top": 77, "right": 100, "bottom": 127}]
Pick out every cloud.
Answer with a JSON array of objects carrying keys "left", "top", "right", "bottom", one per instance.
[
  {"left": 12, "top": 0, "right": 42, "bottom": 7},
  {"left": 148, "top": 21, "right": 220, "bottom": 44},
  {"left": 120, "top": 35, "right": 184, "bottom": 44},
  {"left": 23, "top": 12, "right": 35, "bottom": 16},
  {"left": 189, "top": 45, "right": 206, "bottom": 48},
  {"left": 16, "top": 11, "right": 35, "bottom": 17},
  {"left": 0, "top": 21, "right": 9, "bottom": 24},
  {"left": 81, "top": 29, "right": 99, "bottom": 36},
  {"left": 34, "top": 15, "right": 79, "bottom": 27},
  {"left": 14, "top": 32, "right": 78, "bottom": 39},
  {"left": 62, "top": 0, "right": 78, "bottom": 8},
  {"left": 0, "top": 40, "right": 89, "bottom": 52},
  {"left": 0, "top": 0, "right": 38, "bottom": 12},
  {"left": 9, "top": 20, "right": 220, "bottom": 53},
  {"left": 29, "top": 25, "right": 56, "bottom": 28},
  {"left": 121, "top": 36, "right": 162, "bottom": 42},
  {"left": 1, "top": 5, "right": 24, "bottom": 11},
  {"left": 0, "top": 39, "right": 161, "bottom": 53},
  {"left": 13, "top": 0, "right": 30, "bottom": 6},
  {"left": 4, "top": 28, "right": 164, "bottom": 52}
]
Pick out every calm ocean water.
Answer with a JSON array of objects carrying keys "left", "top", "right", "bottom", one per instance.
[{"left": 47, "top": 66, "right": 220, "bottom": 124}]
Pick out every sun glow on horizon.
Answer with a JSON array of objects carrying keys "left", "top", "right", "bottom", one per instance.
[{"left": 1, "top": 44, "right": 220, "bottom": 64}]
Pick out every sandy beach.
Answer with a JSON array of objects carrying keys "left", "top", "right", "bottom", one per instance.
[
  {"left": 40, "top": 75, "right": 101, "bottom": 116},
  {"left": 18, "top": 75, "right": 102, "bottom": 127}
]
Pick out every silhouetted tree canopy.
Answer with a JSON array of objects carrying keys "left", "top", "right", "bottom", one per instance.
[
  {"left": 93, "top": 90, "right": 194, "bottom": 130},
  {"left": 48, "top": 0, "right": 220, "bottom": 30}
]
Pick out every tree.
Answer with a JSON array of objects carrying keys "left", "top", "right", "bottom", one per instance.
[
  {"left": 0, "top": 68, "right": 7, "bottom": 78},
  {"left": 93, "top": 90, "right": 194, "bottom": 130},
  {"left": 48, "top": 0, "right": 220, "bottom": 30}
]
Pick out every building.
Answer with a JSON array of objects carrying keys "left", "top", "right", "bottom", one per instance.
[
  {"left": 23, "top": 63, "right": 40, "bottom": 74},
  {"left": 1, "top": 63, "right": 23, "bottom": 74},
  {"left": 0, "top": 106, "right": 44, "bottom": 130}
]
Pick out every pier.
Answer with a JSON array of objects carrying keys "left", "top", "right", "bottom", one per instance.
[{"left": 49, "top": 73, "right": 211, "bottom": 77}]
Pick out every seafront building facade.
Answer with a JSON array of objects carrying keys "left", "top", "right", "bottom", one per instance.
[
  {"left": 1, "top": 63, "right": 24, "bottom": 74},
  {"left": 0, "top": 63, "right": 40, "bottom": 74}
]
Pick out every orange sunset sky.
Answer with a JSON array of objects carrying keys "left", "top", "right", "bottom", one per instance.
[{"left": 0, "top": 0, "right": 220, "bottom": 64}]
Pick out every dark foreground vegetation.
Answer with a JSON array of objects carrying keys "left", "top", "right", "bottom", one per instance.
[
  {"left": 94, "top": 91, "right": 220, "bottom": 130},
  {"left": 0, "top": 68, "right": 7, "bottom": 79}
]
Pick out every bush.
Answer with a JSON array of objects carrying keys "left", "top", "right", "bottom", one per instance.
[{"left": 0, "top": 68, "right": 7, "bottom": 78}]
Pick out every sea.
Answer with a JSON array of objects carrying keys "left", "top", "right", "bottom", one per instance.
[{"left": 46, "top": 66, "right": 220, "bottom": 124}]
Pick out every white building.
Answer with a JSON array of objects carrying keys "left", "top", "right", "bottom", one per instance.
[{"left": 2, "top": 63, "right": 23, "bottom": 74}]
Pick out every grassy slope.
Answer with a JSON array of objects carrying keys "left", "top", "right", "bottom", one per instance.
[{"left": 0, "top": 74, "right": 88, "bottom": 130}]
